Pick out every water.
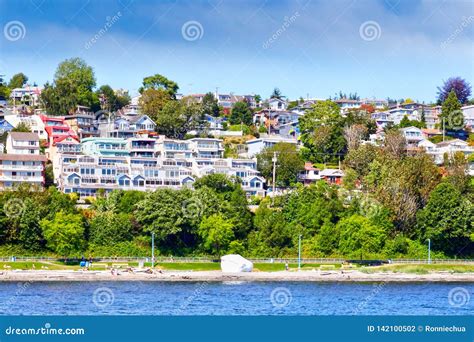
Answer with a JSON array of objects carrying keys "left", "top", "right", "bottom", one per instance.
[{"left": 0, "top": 281, "right": 472, "bottom": 315}]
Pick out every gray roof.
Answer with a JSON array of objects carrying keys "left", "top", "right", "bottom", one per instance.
[{"left": 9, "top": 132, "right": 40, "bottom": 141}]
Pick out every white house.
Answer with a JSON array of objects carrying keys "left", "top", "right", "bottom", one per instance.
[
  {"left": 245, "top": 136, "right": 298, "bottom": 157},
  {"left": 268, "top": 98, "right": 288, "bottom": 111}
]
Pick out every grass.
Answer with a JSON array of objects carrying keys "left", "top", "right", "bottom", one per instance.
[{"left": 359, "top": 264, "right": 474, "bottom": 274}]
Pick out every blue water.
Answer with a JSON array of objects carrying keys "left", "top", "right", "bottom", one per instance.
[{"left": 0, "top": 282, "right": 472, "bottom": 315}]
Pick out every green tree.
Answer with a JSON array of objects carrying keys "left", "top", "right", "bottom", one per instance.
[
  {"left": 139, "top": 74, "right": 179, "bottom": 98},
  {"left": 8, "top": 73, "right": 28, "bottom": 89},
  {"left": 256, "top": 142, "right": 304, "bottom": 187},
  {"left": 139, "top": 88, "right": 173, "bottom": 123},
  {"left": 229, "top": 101, "right": 253, "bottom": 125},
  {"left": 417, "top": 182, "right": 473, "bottom": 255},
  {"left": 337, "top": 215, "right": 387, "bottom": 258},
  {"left": 299, "top": 100, "right": 346, "bottom": 163},
  {"left": 270, "top": 88, "right": 282, "bottom": 99},
  {"left": 40, "top": 211, "right": 85, "bottom": 256},
  {"left": 202, "top": 92, "right": 220, "bottom": 117},
  {"left": 41, "top": 58, "right": 98, "bottom": 114},
  {"left": 151, "top": 96, "right": 204, "bottom": 139},
  {"left": 97, "top": 85, "right": 130, "bottom": 112},
  {"left": 89, "top": 212, "right": 133, "bottom": 246},
  {"left": 12, "top": 122, "right": 31, "bottom": 132},
  {"left": 198, "top": 214, "right": 234, "bottom": 255},
  {"left": 441, "top": 90, "right": 463, "bottom": 131}
]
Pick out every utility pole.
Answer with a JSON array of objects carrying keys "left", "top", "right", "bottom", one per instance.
[
  {"left": 272, "top": 152, "right": 277, "bottom": 205},
  {"left": 151, "top": 232, "right": 155, "bottom": 268}
]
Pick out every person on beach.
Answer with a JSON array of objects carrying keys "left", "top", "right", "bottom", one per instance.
[{"left": 285, "top": 263, "right": 289, "bottom": 271}]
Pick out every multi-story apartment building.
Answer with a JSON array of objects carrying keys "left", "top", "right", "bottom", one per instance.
[
  {"left": 56, "top": 135, "right": 265, "bottom": 198},
  {"left": 0, "top": 132, "right": 46, "bottom": 189},
  {"left": 64, "top": 106, "right": 99, "bottom": 138}
]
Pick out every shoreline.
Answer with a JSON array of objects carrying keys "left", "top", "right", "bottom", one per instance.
[{"left": 0, "top": 270, "right": 473, "bottom": 282}]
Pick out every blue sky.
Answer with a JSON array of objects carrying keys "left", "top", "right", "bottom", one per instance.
[{"left": 0, "top": 0, "right": 473, "bottom": 102}]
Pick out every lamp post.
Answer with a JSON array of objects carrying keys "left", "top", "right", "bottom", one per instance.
[
  {"left": 427, "top": 238, "right": 431, "bottom": 264},
  {"left": 151, "top": 232, "right": 155, "bottom": 268},
  {"left": 298, "top": 234, "right": 302, "bottom": 271}
]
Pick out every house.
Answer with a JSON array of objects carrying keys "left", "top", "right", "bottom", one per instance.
[
  {"left": 267, "top": 98, "right": 288, "bottom": 111},
  {"left": 245, "top": 136, "right": 298, "bottom": 157},
  {"left": 400, "top": 126, "right": 424, "bottom": 146},
  {"left": 319, "top": 168, "right": 344, "bottom": 185},
  {"left": 6, "top": 132, "right": 41, "bottom": 155},
  {"left": 191, "top": 157, "right": 265, "bottom": 197},
  {"left": 0, "top": 119, "right": 14, "bottom": 135},
  {"left": 188, "top": 138, "right": 224, "bottom": 159},
  {"left": 361, "top": 98, "right": 388, "bottom": 110},
  {"left": 4, "top": 114, "right": 48, "bottom": 140},
  {"left": 372, "top": 112, "right": 394, "bottom": 129},
  {"left": 64, "top": 106, "right": 99, "bottom": 138},
  {"left": 9, "top": 86, "right": 42, "bottom": 107},
  {"left": 0, "top": 132, "right": 46, "bottom": 189},
  {"left": 57, "top": 154, "right": 195, "bottom": 198},
  {"left": 156, "top": 138, "right": 193, "bottom": 159},
  {"left": 39, "top": 115, "right": 78, "bottom": 148},
  {"left": 298, "top": 162, "right": 320, "bottom": 185},
  {"left": 335, "top": 99, "right": 362, "bottom": 113},
  {"left": 99, "top": 114, "right": 156, "bottom": 138},
  {"left": 81, "top": 137, "right": 129, "bottom": 157},
  {"left": 462, "top": 105, "right": 474, "bottom": 128},
  {"left": 421, "top": 128, "right": 442, "bottom": 140}
]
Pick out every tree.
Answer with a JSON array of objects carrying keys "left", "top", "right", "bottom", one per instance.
[
  {"left": 256, "top": 142, "right": 304, "bottom": 187},
  {"left": 12, "top": 122, "right": 31, "bottom": 132},
  {"left": 229, "top": 101, "right": 253, "bottom": 126},
  {"left": 343, "top": 124, "right": 368, "bottom": 151},
  {"left": 383, "top": 129, "right": 406, "bottom": 159},
  {"left": 8, "top": 73, "right": 28, "bottom": 89},
  {"left": 441, "top": 90, "right": 463, "bottom": 131},
  {"left": 154, "top": 96, "right": 204, "bottom": 139},
  {"left": 202, "top": 92, "right": 220, "bottom": 117},
  {"left": 299, "top": 100, "right": 345, "bottom": 163},
  {"left": 270, "top": 88, "right": 282, "bottom": 99},
  {"left": 139, "top": 74, "right": 179, "bottom": 98},
  {"left": 198, "top": 214, "right": 234, "bottom": 255},
  {"left": 417, "top": 182, "right": 472, "bottom": 255},
  {"left": 40, "top": 211, "right": 85, "bottom": 256},
  {"left": 97, "top": 85, "right": 130, "bottom": 112},
  {"left": 40, "top": 58, "right": 98, "bottom": 114},
  {"left": 89, "top": 212, "right": 133, "bottom": 246},
  {"left": 437, "top": 77, "right": 471, "bottom": 104},
  {"left": 139, "top": 88, "right": 173, "bottom": 122},
  {"left": 0, "top": 75, "right": 10, "bottom": 99},
  {"left": 254, "top": 94, "right": 262, "bottom": 106},
  {"left": 337, "top": 215, "right": 387, "bottom": 258}
]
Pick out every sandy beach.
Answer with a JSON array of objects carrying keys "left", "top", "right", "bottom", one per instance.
[{"left": 0, "top": 269, "right": 473, "bottom": 282}]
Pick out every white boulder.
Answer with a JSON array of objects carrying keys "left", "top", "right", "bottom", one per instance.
[{"left": 220, "top": 254, "right": 253, "bottom": 273}]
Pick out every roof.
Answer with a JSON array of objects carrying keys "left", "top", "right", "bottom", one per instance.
[
  {"left": 421, "top": 128, "right": 442, "bottom": 135},
  {"left": 320, "top": 168, "right": 344, "bottom": 176},
  {"left": 304, "top": 162, "right": 319, "bottom": 171},
  {"left": 9, "top": 132, "right": 40, "bottom": 141},
  {"left": 0, "top": 154, "right": 46, "bottom": 162},
  {"left": 436, "top": 139, "right": 468, "bottom": 147}
]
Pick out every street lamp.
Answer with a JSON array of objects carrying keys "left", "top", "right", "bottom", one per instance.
[
  {"left": 427, "top": 239, "right": 431, "bottom": 264},
  {"left": 151, "top": 232, "right": 155, "bottom": 268},
  {"left": 298, "top": 234, "right": 302, "bottom": 271}
]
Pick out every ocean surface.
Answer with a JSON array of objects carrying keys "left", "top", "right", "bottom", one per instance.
[{"left": 0, "top": 281, "right": 472, "bottom": 315}]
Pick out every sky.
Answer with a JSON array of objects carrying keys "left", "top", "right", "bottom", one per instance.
[{"left": 0, "top": 0, "right": 473, "bottom": 102}]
